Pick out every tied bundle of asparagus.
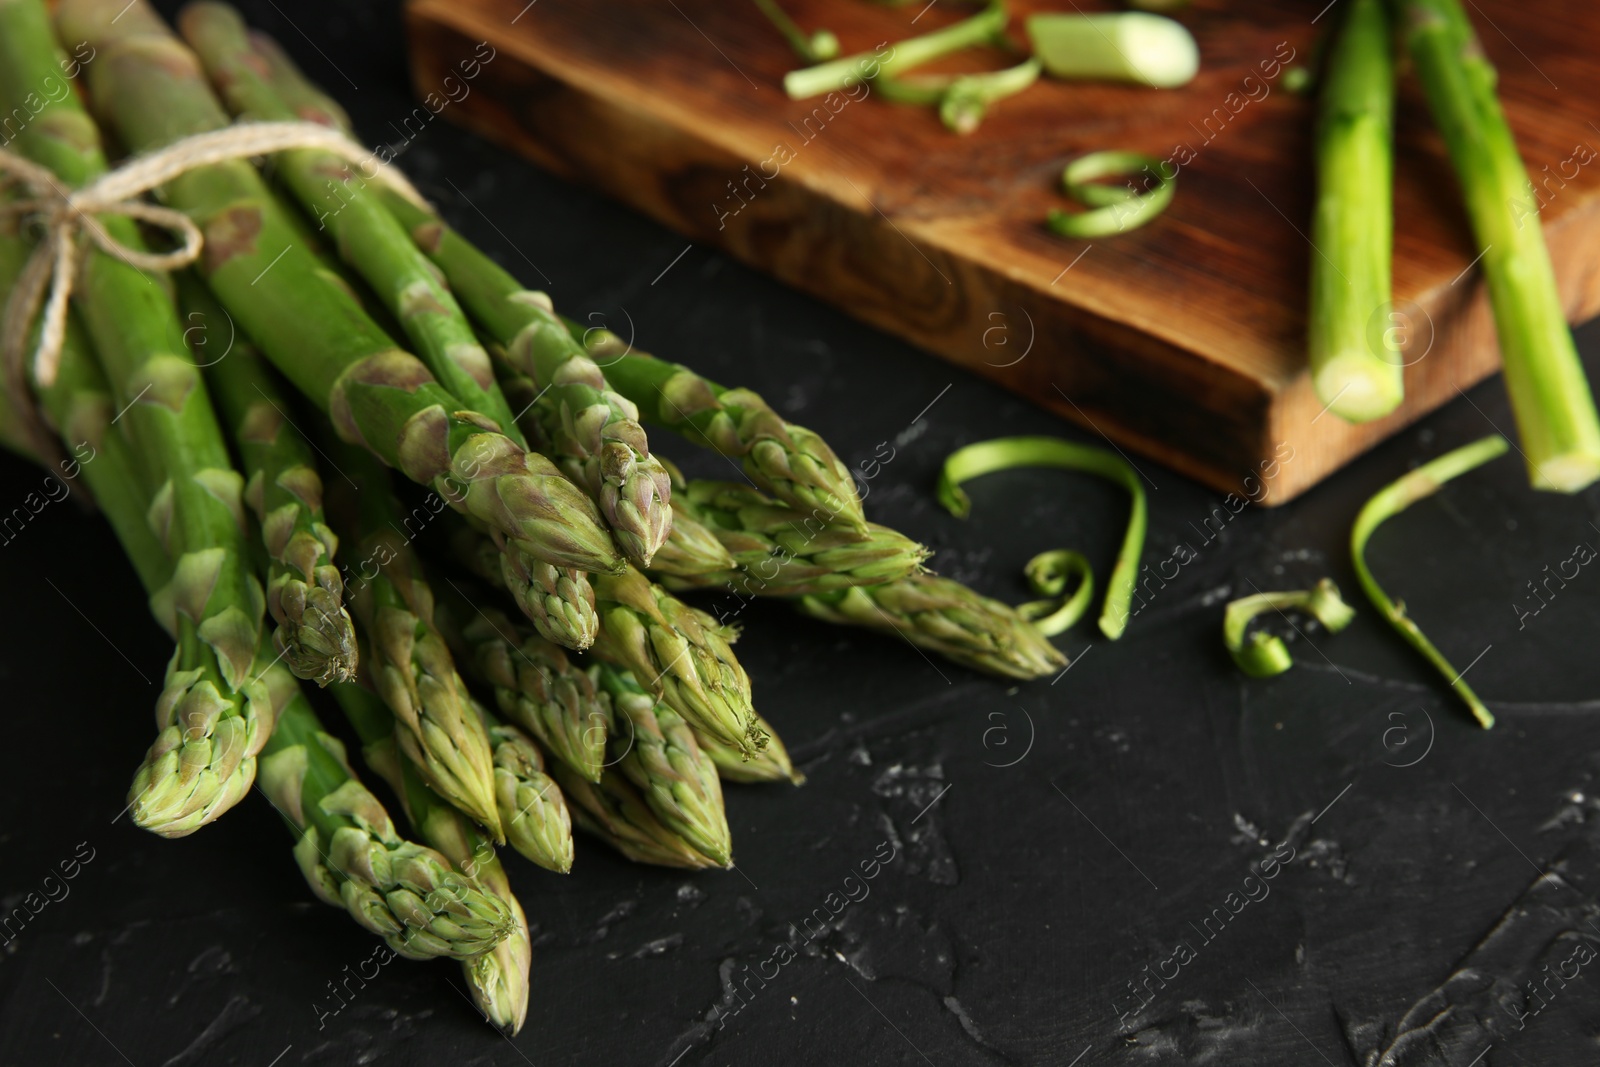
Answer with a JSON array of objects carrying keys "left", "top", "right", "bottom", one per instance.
[{"left": 0, "top": 0, "right": 1066, "bottom": 1035}]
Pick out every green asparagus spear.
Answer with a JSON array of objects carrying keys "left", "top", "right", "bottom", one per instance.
[
  {"left": 332, "top": 682, "right": 533, "bottom": 1033},
  {"left": 56, "top": 0, "right": 626, "bottom": 590},
  {"left": 479, "top": 702, "right": 575, "bottom": 874},
  {"left": 1394, "top": 0, "right": 1600, "bottom": 490},
  {"left": 179, "top": 2, "right": 524, "bottom": 442},
  {"left": 435, "top": 581, "right": 612, "bottom": 784},
  {"left": 186, "top": 275, "right": 359, "bottom": 684},
  {"left": 1, "top": 0, "right": 269, "bottom": 836},
  {"left": 653, "top": 477, "right": 928, "bottom": 596},
  {"left": 797, "top": 574, "right": 1067, "bottom": 680},
  {"left": 597, "top": 665, "right": 732, "bottom": 867},
  {"left": 695, "top": 718, "right": 803, "bottom": 784},
  {"left": 551, "top": 762, "right": 725, "bottom": 870},
  {"left": 1309, "top": 0, "right": 1402, "bottom": 422}
]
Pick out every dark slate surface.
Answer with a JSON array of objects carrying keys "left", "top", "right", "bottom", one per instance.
[{"left": 3, "top": 3, "right": 1600, "bottom": 1065}]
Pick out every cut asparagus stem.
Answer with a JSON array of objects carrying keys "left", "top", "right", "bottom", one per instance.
[
  {"left": 1308, "top": 0, "right": 1402, "bottom": 422},
  {"left": 652, "top": 476, "right": 929, "bottom": 596},
  {"left": 1351, "top": 434, "right": 1508, "bottom": 727},
  {"left": 185, "top": 275, "right": 360, "bottom": 685},
  {"left": 784, "top": 1, "right": 1007, "bottom": 100},
  {"left": 796, "top": 574, "right": 1067, "bottom": 680},
  {"left": 330, "top": 680, "right": 532, "bottom": 1033},
  {"left": 58, "top": 0, "right": 625, "bottom": 583},
  {"left": 368, "top": 187, "right": 673, "bottom": 570},
  {"left": 597, "top": 665, "right": 732, "bottom": 867},
  {"left": 1395, "top": 0, "right": 1600, "bottom": 491},
  {"left": 324, "top": 444, "right": 504, "bottom": 839},
  {"left": 1223, "top": 578, "right": 1355, "bottom": 677},
  {"left": 1026, "top": 12, "right": 1199, "bottom": 88},
  {"left": 1, "top": 0, "right": 269, "bottom": 837},
  {"left": 179, "top": 2, "right": 525, "bottom": 445},
  {"left": 753, "top": 0, "right": 838, "bottom": 63},
  {"left": 566, "top": 331, "right": 866, "bottom": 530},
  {"left": 435, "top": 580, "right": 612, "bottom": 784},
  {"left": 937, "top": 436, "right": 1147, "bottom": 640}
]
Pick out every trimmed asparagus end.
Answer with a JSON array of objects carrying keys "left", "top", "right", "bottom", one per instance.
[
  {"left": 1027, "top": 13, "right": 1199, "bottom": 89},
  {"left": 1530, "top": 451, "right": 1600, "bottom": 494},
  {"left": 1313, "top": 350, "right": 1404, "bottom": 423}
]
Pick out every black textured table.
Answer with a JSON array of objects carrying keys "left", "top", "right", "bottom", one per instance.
[{"left": 3, "top": 4, "right": 1600, "bottom": 1065}]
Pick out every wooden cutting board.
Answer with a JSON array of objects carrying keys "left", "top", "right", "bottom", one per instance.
[{"left": 403, "top": 0, "right": 1600, "bottom": 503}]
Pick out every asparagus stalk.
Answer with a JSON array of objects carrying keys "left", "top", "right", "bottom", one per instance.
[
  {"left": 331, "top": 682, "right": 532, "bottom": 1034},
  {"left": 695, "top": 717, "right": 803, "bottom": 785},
  {"left": 591, "top": 566, "right": 767, "bottom": 756},
  {"left": 374, "top": 189, "right": 674, "bottom": 569},
  {"left": 597, "top": 665, "right": 732, "bottom": 867},
  {"left": 784, "top": 1, "right": 1007, "bottom": 99},
  {"left": 326, "top": 445, "right": 503, "bottom": 838},
  {"left": 447, "top": 521, "right": 765, "bottom": 758},
  {"left": 178, "top": 2, "right": 525, "bottom": 444},
  {"left": 652, "top": 475, "right": 928, "bottom": 596},
  {"left": 57, "top": 0, "right": 626, "bottom": 595},
  {"left": 478, "top": 701, "right": 576, "bottom": 875},
  {"left": 1351, "top": 434, "right": 1508, "bottom": 727},
  {"left": 0, "top": 0, "right": 270, "bottom": 836},
  {"left": 258, "top": 695, "right": 515, "bottom": 960},
  {"left": 1394, "top": 0, "right": 1600, "bottom": 491},
  {"left": 1308, "top": 0, "right": 1402, "bottom": 422},
  {"left": 435, "top": 581, "right": 612, "bottom": 784},
  {"left": 184, "top": 275, "right": 359, "bottom": 684},
  {"left": 551, "top": 762, "right": 725, "bottom": 870},
  {"left": 797, "top": 574, "right": 1067, "bottom": 680},
  {"left": 576, "top": 331, "right": 867, "bottom": 530},
  {"left": 1025, "top": 13, "right": 1199, "bottom": 88}
]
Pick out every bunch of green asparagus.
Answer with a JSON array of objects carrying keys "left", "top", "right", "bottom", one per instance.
[{"left": 0, "top": 0, "right": 1064, "bottom": 1033}]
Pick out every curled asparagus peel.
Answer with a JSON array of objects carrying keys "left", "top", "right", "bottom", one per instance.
[
  {"left": 259, "top": 698, "right": 515, "bottom": 960},
  {"left": 1223, "top": 578, "right": 1355, "bottom": 678},
  {"left": 59, "top": 0, "right": 624, "bottom": 581},
  {"left": 1395, "top": 0, "right": 1600, "bottom": 492},
  {"left": 784, "top": 0, "right": 1007, "bottom": 100},
  {"left": 188, "top": 277, "right": 359, "bottom": 685},
  {"left": 439, "top": 583, "right": 613, "bottom": 784},
  {"left": 797, "top": 574, "right": 1066, "bottom": 680},
  {"left": 331, "top": 681, "right": 530, "bottom": 1031},
  {"left": 878, "top": 59, "right": 1041, "bottom": 136},
  {"left": 1016, "top": 549, "right": 1095, "bottom": 637},
  {"left": 937, "top": 436, "right": 1147, "bottom": 640},
  {"left": 1308, "top": 0, "right": 1402, "bottom": 422},
  {"left": 654, "top": 477, "right": 929, "bottom": 596},
  {"left": 1047, "top": 151, "right": 1175, "bottom": 239},
  {"left": 598, "top": 665, "right": 732, "bottom": 868},
  {"left": 1350, "top": 434, "right": 1508, "bottom": 727},
  {"left": 0, "top": 0, "right": 269, "bottom": 836},
  {"left": 181, "top": 2, "right": 525, "bottom": 443}
]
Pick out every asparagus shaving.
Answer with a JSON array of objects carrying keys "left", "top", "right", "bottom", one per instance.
[
  {"left": 937, "top": 436, "right": 1147, "bottom": 640},
  {"left": 1223, "top": 578, "right": 1355, "bottom": 678},
  {"left": 878, "top": 58, "right": 1042, "bottom": 135},
  {"left": 1026, "top": 12, "right": 1199, "bottom": 88},
  {"left": 753, "top": 0, "right": 838, "bottom": 63},
  {"left": 784, "top": 0, "right": 1006, "bottom": 100},
  {"left": 1016, "top": 549, "right": 1094, "bottom": 636},
  {"left": 1350, "top": 434, "right": 1509, "bottom": 728},
  {"left": 1395, "top": 0, "right": 1600, "bottom": 492},
  {"left": 1047, "top": 151, "right": 1175, "bottom": 239},
  {"left": 1308, "top": 0, "right": 1402, "bottom": 422}
]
